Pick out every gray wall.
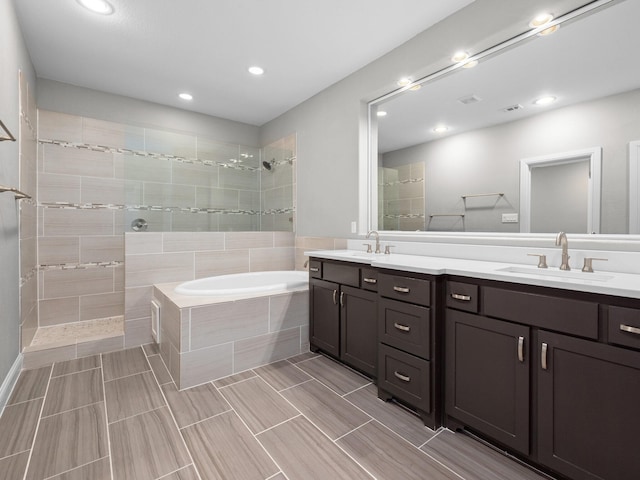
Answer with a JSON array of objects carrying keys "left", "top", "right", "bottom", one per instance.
[{"left": 0, "top": 0, "right": 36, "bottom": 388}]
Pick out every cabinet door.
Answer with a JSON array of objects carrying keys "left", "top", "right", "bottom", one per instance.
[
  {"left": 309, "top": 278, "right": 340, "bottom": 357},
  {"left": 340, "top": 286, "right": 378, "bottom": 376},
  {"left": 446, "top": 309, "right": 530, "bottom": 454},
  {"left": 538, "top": 331, "right": 640, "bottom": 480}
]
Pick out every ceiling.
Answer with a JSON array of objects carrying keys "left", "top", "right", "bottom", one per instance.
[{"left": 13, "top": 0, "right": 474, "bottom": 126}]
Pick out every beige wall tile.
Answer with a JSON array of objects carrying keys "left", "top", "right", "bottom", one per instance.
[
  {"left": 170, "top": 211, "right": 218, "bottom": 232},
  {"left": 172, "top": 161, "right": 218, "bottom": 187},
  {"left": 125, "top": 232, "right": 163, "bottom": 255},
  {"left": 82, "top": 117, "right": 145, "bottom": 150},
  {"left": 81, "top": 177, "right": 125, "bottom": 205},
  {"left": 39, "top": 297, "right": 80, "bottom": 326},
  {"left": 274, "top": 232, "right": 295, "bottom": 247},
  {"left": 194, "top": 250, "right": 250, "bottom": 278},
  {"left": 39, "top": 236, "right": 80, "bottom": 265},
  {"left": 195, "top": 186, "right": 240, "bottom": 210},
  {"left": 119, "top": 154, "right": 172, "bottom": 183},
  {"left": 125, "top": 286, "right": 153, "bottom": 321},
  {"left": 38, "top": 173, "right": 81, "bottom": 204},
  {"left": 145, "top": 128, "right": 196, "bottom": 158},
  {"left": 20, "top": 202, "right": 37, "bottom": 240},
  {"left": 20, "top": 236, "right": 36, "bottom": 275},
  {"left": 162, "top": 232, "right": 224, "bottom": 253},
  {"left": 80, "top": 236, "right": 124, "bottom": 263},
  {"left": 77, "top": 335, "right": 124, "bottom": 358},
  {"left": 125, "top": 252, "right": 193, "bottom": 288},
  {"left": 234, "top": 328, "right": 300, "bottom": 372},
  {"left": 43, "top": 208, "right": 114, "bottom": 236},
  {"left": 218, "top": 168, "right": 259, "bottom": 191},
  {"left": 23, "top": 344, "right": 77, "bottom": 369},
  {"left": 43, "top": 143, "right": 114, "bottom": 177},
  {"left": 295, "top": 237, "right": 336, "bottom": 250},
  {"left": 269, "top": 292, "right": 309, "bottom": 332},
  {"left": 80, "top": 292, "right": 124, "bottom": 321},
  {"left": 114, "top": 264, "right": 124, "bottom": 292},
  {"left": 159, "top": 298, "right": 188, "bottom": 352},
  {"left": 249, "top": 247, "right": 294, "bottom": 272},
  {"left": 125, "top": 317, "right": 153, "bottom": 348},
  {"left": 179, "top": 343, "right": 233, "bottom": 389},
  {"left": 197, "top": 138, "right": 238, "bottom": 162},
  {"left": 225, "top": 232, "right": 273, "bottom": 250},
  {"left": 38, "top": 110, "right": 82, "bottom": 142},
  {"left": 42, "top": 267, "right": 114, "bottom": 299},
  {"left": 143, "top": 183, "right": 196, "bottom": 208},
  {"left": 190, "top": 298, "right": 269, "bottom": 350},
  {"left": 334, "top": 238, "right": 348, "bottom": 249}
]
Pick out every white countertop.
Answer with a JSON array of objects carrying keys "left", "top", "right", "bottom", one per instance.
[{"left": 306, "top": 250, "right": 640, "bottom": 299}]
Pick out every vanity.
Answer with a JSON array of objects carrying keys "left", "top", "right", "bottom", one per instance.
[{"left": 307, "top": 249, "right": 640, "bottom": 480}]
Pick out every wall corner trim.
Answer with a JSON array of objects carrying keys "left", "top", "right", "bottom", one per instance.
[{"left": 0, "top": 354, "right": 24, "bottom": 415}]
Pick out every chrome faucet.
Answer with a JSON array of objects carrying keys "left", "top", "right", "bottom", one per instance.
[
  {"left": 555, "top": 232, "right": 570, "bottom": 270},
  {"left": 366, "top": 230, "right": 381, "bottom": 254}
]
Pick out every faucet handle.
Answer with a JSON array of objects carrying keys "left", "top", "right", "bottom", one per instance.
[
  {"left": 527, "top": 253, "right": 548, "bottom": 269},
  {"left": 384, "top": 245, "right": 395, "bottom": 255},
  {"left": 582, "top": 257, "right": 607, "bottom": 273},
  {"left": 362, "top": 243, "right": 372, "bottom": 254}
]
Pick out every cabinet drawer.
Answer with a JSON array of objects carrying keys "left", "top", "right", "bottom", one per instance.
[
  {"left": 609, "top": 306, "right": 640, "bottom": 350},
  {"left": 483, "top": 287, "right": 598, "bottom": 339},
  {"left": 361, "top": 268, "right": 379, "bottom": 292},
  {"left": 378, "top": 344, "right": 431, "bottom": 414},
  {"left": 379, "top": 273, "right": 431, "bottom": 306},
  {"left": 308, "top": 260, "right": 322, "bottom": 279},
  {"left": 379, "top": 298, "right": 430, "bottom": 359},
  {"left": 446, "top": 281, "right": 479, "bottom": 313},
  {"left": 323, "top": 262, "right": 360, "bottom": 287}
]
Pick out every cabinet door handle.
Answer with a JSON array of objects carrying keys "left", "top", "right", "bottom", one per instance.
[
  {"left": 309, "top": 267, "right": 319, "bottom": 272},
  {"left": 363, "top": 277, "right": 377, "bottom": 284},
  {"left": 620, "top": 324, "right": 640, "bottom": 335},
  {"left": 517, "top": 336, "right": 524, "bottom": 363},
  {"left": 541, "top": 342, "right": 548, "bottom": 370},
  {"left": 340, "top": 291, "right": 345, "bottom": 307},
  {"left": 332, "top": 290, "right": 337, "bottom": 305},
  {"left": 451, "top": 293, "right": 471, "bottom": 301},
  {"left": 394, "top": 371, "right": 411, "bottom": 382},
  {"left": 393, "top": 286, "right": 410, "bottom": 293},
  {"left": 394, "top": 322, "right": 411, "bottom": 332}
]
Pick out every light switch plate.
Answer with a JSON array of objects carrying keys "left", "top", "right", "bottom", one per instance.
[{"left": 502, "top": 213, "right": 519, "bottom": 223}]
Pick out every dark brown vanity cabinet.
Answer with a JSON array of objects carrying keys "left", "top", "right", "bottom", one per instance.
[
  {"left": 445, "top": 278, "right": 640, "bottom": 480},
  {"left": 309, "top": 259, "right": 378, "bottom": 377},
  {"left": 377, "top": 271, "right": 440, "bottom": 428}
]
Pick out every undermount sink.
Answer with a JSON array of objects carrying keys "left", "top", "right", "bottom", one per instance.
[{"left": 497, "top": 266, "right": 614, "bottom": 282}]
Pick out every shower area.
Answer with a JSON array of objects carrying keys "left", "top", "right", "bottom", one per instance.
[{"left": 22, "top": 107, "right": 296, "bottom": 367}]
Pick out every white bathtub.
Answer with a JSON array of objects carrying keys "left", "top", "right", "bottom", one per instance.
[{"left": 175, "top": 270, "right": 308, "bottom": 296}]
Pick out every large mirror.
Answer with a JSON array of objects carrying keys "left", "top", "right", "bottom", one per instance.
[{"left": 369, "top": 0, "right": 640, "bottom": 235}]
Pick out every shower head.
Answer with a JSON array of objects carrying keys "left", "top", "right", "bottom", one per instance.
[{"left": 262, "top": 159, "right": 275, "bottom": 171}]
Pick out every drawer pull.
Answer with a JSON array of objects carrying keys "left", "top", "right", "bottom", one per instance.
[
  {"left": 620, "top": 324, "right": 640, "bottom": 335},
  {"left": 517, "top": 336, "right": 524, "bottom": 363},
  {"left": 394, "top": 322, "right": 411, "bottom": 332},
  {"left": 394, "top": 371, "right": 411, "bottom": 382},
  {"left": 332, "top": 290, "right": 337, "bottom": 305},
  {"left": 393, "top": 286, "right": 410, "bottom": 294},
  {"left": 363, "top": 277, "right": 377, "bottom": 284},
  {"left": 541, "top": 342, "right": 548, "bottom": 370},
  {"left": 309, "top": 267, "right": 319, "bottom": 273},
  {"left": 451, "top": 293, "right": 471, "bottom": 301}
]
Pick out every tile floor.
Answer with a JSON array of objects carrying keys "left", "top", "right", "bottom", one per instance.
[{"left": 0, "top": 346, "right": 550, "bottom": 480}]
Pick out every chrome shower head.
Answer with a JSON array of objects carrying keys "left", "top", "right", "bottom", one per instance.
[{"left": 262, "top": 159, "right": 275, "bottom": 171}]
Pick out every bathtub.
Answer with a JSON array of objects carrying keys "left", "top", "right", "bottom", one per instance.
[{"left": 174, "top": 270, "right": 308, "bottom": 296}]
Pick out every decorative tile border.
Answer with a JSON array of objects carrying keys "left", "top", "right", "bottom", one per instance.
[
  {"left": 381, "top": 177, "right": 424, "bottom": 187},
  {"left": 39, "top": 261, "right": 124, "bottom": 271}
]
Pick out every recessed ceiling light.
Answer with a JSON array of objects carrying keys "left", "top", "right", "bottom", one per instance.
[
  {"left": 529, "top": 13, "right": 554, "bottom": 28},
  {"left": 178, "top": 93, "right": 193, "bottom": 101},
  {"left": 462, "top": 60, "right": 479, "bottom": 69},
  {"left": 248, "top": 66, "right": 264, "bottom": 75},
  {"left": 451, "top": 51, "right": 469, "bottom": 63},
  {"left": 533, "top": 95, "right": 557, "bottom": 106},
  {"left": 433, "top": 125, "right": 449, "bottom": 133},
  {"left": 409, "top": 84, "right": 422, "bottom": 91},
  {"left": 537, "top": 24, "right": 560, "bottom": 36},
  {"left": 77, "top": 0, "right": 114, "bottom": 15},
  {"left": 376, "top": 111, "right": 388, "bottom": 117},
  {"left": 397, "top": 77, "right": 412, "bottom": 87}
]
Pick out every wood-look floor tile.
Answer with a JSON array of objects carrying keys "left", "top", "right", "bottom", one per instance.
[
  {"left": 295, "top": 355, "right": 370, "bottom": 395},
  {"left": 104, "top": 371, "right": 165, "bottom": 422},
  {"left": 8, "top": 366, "right": 51, "bottom": 405},
  {"left": 0, "top": 451, "right": 29, "bottom": 480},
  {"left": 281, "top": 379, "right": 370, "bottom": 440},
  {"left": 148, "top": 354, "right": 173, "bottom": 385},
  {"left": 286, "top": 351, "right": 320, "bottom": 364},
  {"left": 267, "top": 473, "right": 287, "bottom": 480},
  {"left": 51, "top": 355, "right": 100, "bottom": 377},
  {"left": 337, "top": 420, "right": 460, "bottom": 480},
  {"left": 162, "top": 382, "right": 230, "bottom": 428},
  {"left": 219, "top": 376, "right": 298, "bottom": 434},
  {"left": 102, "top": 347, "right": 149, "bottom": 381},
  {"left": 421, "top": 429, "right": 547, "bottom": 480},
  {"left": 109, "top": 406, "right": 191, "bottom": 480},
  {"left": 160, "top": 465, "right": 200, "bottom": 480},
  {"left": 345, "top": 383, "right": 436, "bottom": 447},
  {"left": 43, "top": 368, "right": 103, "bottom": 416},
  {"left": 182, "top": 411, "right": 278, "bottom": 480},
  {"left": 257, "top": 416, "right": 372, "bottom": 479},
  {"left": 254, "top": 359, "right": 311, "bottom": 391},
  {"left": 212, "top": 369, "right": 256, "bottom": 388},
  {"left": 142, "top": 342, "right": 160, "bottom": 356},
  {"left": 46, "top": 457, "right": 111, "bottom": 480},
  {"left": 0, "top": 398, "right": 42, "bottom": 458},
  {"left": 26, "top": 403, "right": 108, "bottom": 480}
]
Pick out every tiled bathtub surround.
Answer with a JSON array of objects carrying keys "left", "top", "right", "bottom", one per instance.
[
  {"left": 153, "top": 281, "right": 308, "bottom": 389},
  {"left": 295, "top": 236, "right": 348, "bottom": 270}
]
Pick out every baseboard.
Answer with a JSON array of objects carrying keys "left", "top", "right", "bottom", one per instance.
[{"left": 0, "top": 354, "right": 23, "bottom": 415}]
